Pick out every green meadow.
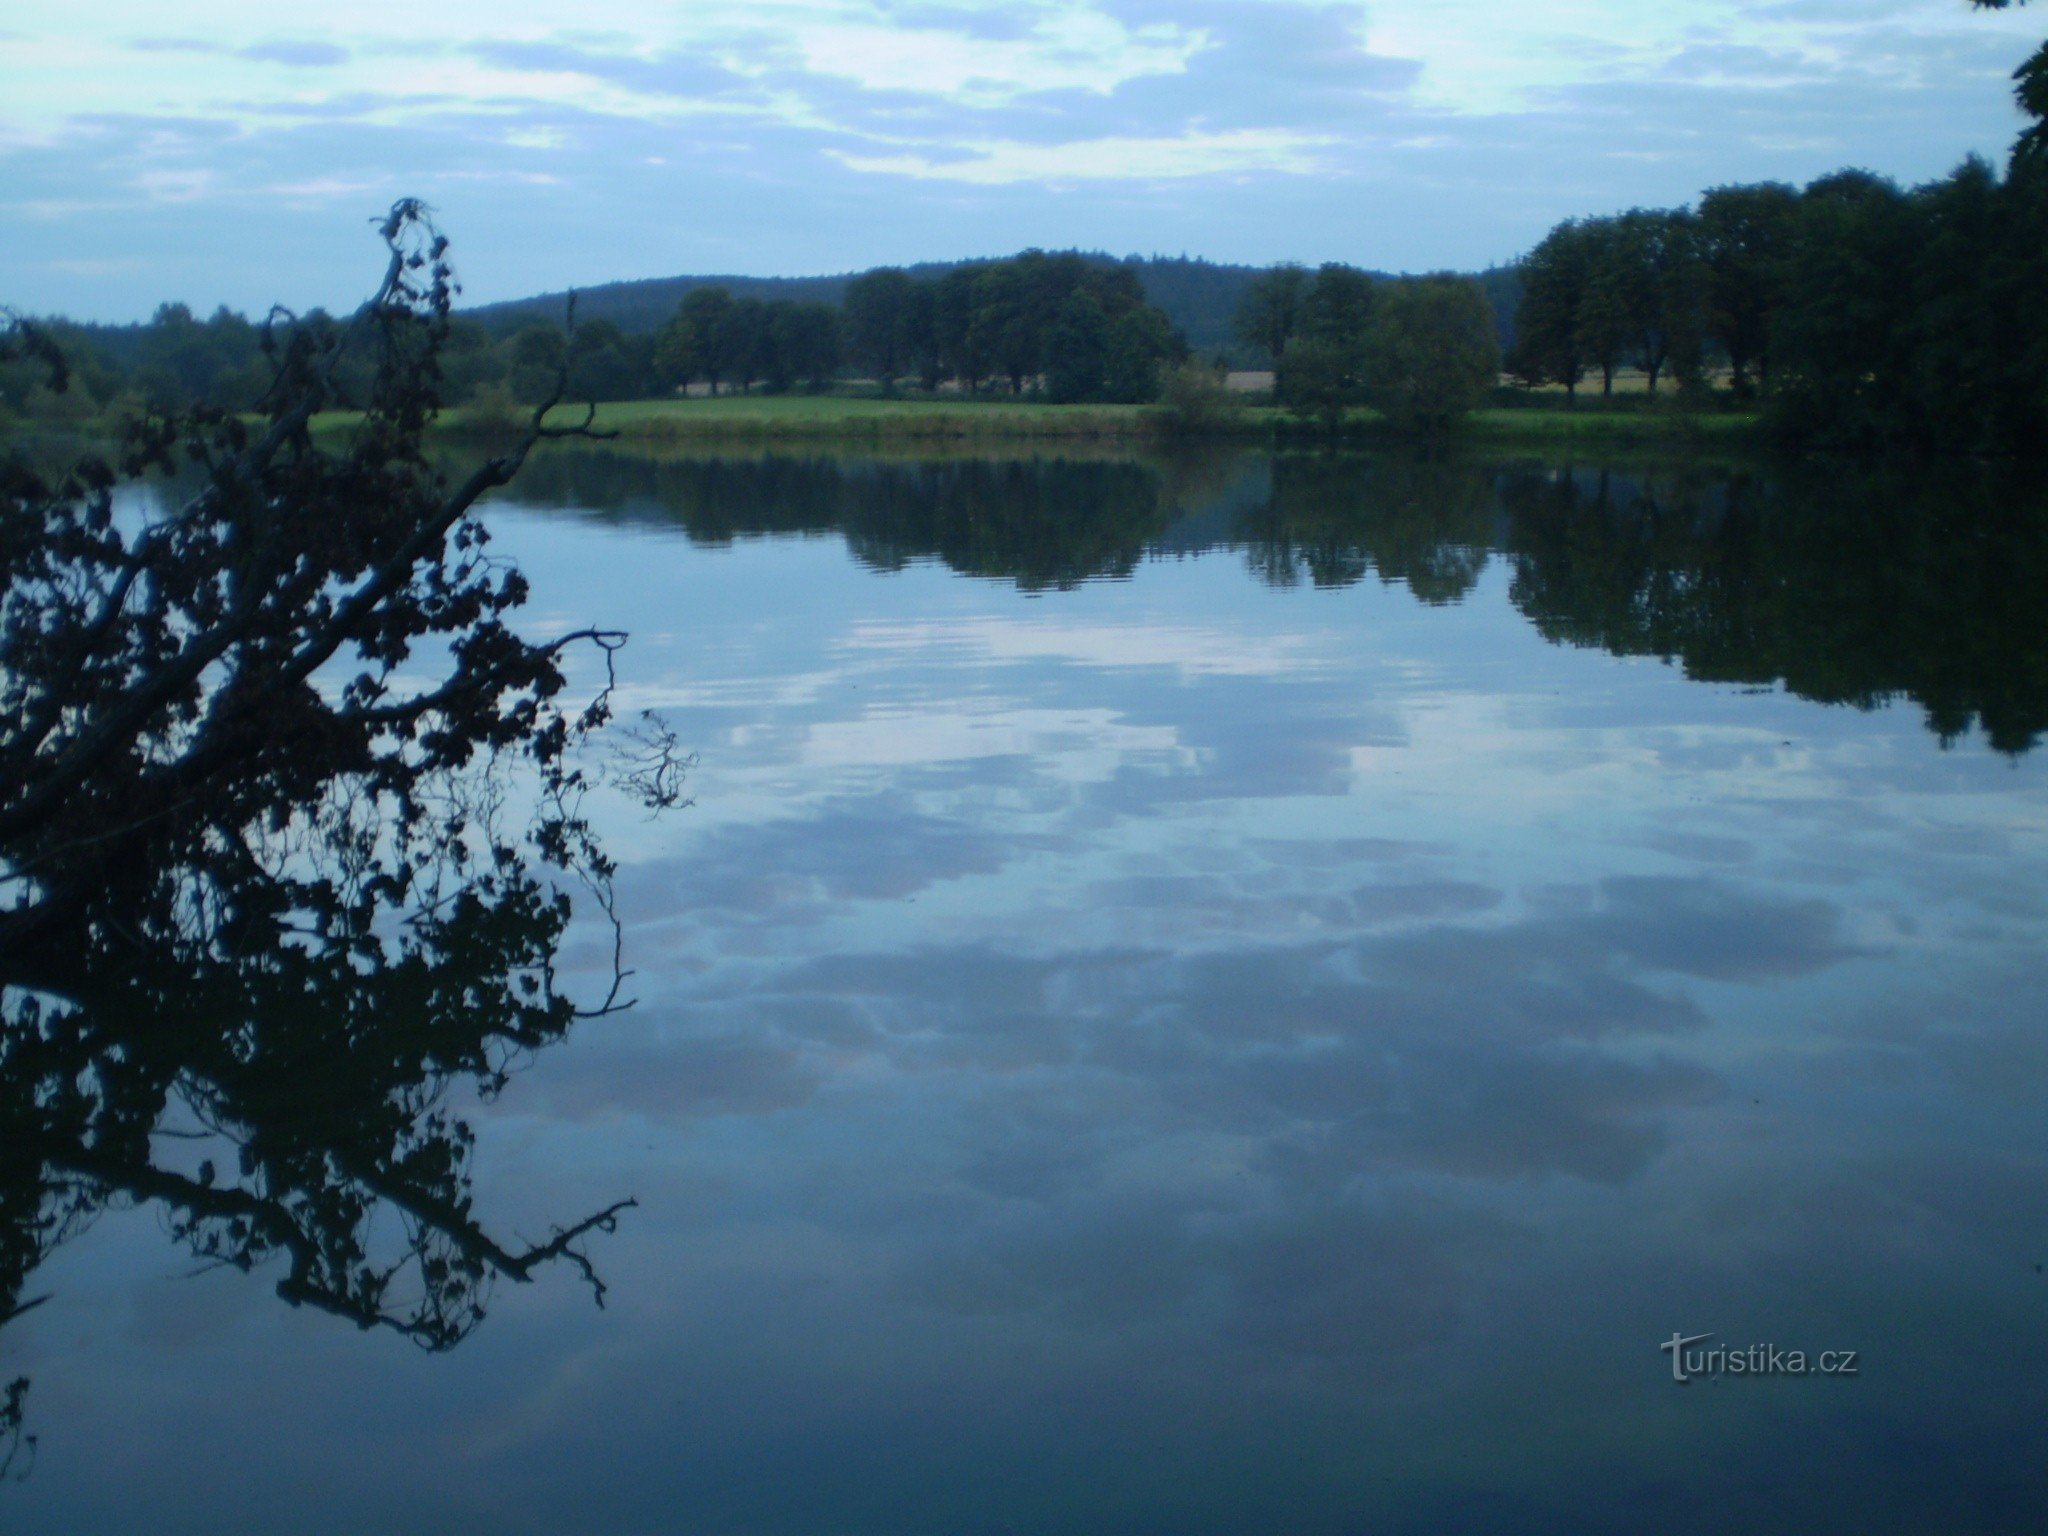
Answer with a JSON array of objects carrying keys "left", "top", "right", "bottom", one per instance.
[{"left": 400, "top": 390, "right": 1761, "bottom": 449}]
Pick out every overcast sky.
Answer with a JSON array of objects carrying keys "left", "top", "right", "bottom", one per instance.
[{"left": 2, "top": 1, "right": 2039, "bottom": 320}]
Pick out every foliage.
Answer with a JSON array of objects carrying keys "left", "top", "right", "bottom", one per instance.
[
  {"left": 1765, "top": 158, "right": 2048, "bottom": 453},
  {"left": 1151, "top": 361, "right": 1245, "bottom": 438},
  {"left": 654, "top": 286, "right": 730, "bottom": 394},
  {"left": 1696, "top": 181, "right": 1800, "bottom": 396},
  {"left": 1277, "top": 338, "right": 1355, "bottom": 432},
  {"left": 1506, "top": 221, "right": 1592, "bottom": 398},
  {"left": 843, "top": 268, "right": 920, "bottom": 393},
  {"left": 1360, "top": 276, "right": 1502, "bottom": 437},
  {"left": 1, "top": 202, "right": 668, "bottom": 1454},
  {"left": 1104, "top": 307, "right": 1178, "bottom": 404},
  {"left": 1271, "top": 264, "right": 1379, "bottom": 425},
  {"left": 507, "top": 448, "right": 2048, "bottom": 759},
  {"left": 1233, "top": 265, "right": 1309, "bottom": 396},
  {"left": 1300, "top": 263, "right": 1377, "bottom": 356},
  {"left": 452, "top": 254, "right": 1524, "bottom": 369},
  {"left": 1045, "top": 289, "right": 1110, "bottom": 403},
  {"left": 811, "top": 253, "right": 1181, "bottom": 402}
]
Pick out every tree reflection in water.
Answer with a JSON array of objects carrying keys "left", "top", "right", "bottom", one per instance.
[
  {"left": 0, "top": 207, "right": 664, "bottom": 1471},
  {"left": 513, "top": 446, "right": 2048, "bottom": 755}
]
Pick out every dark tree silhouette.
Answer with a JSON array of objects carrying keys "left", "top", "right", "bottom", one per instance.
[{"left": 0, "top": 200, "right": 670, "bottom": 1470}]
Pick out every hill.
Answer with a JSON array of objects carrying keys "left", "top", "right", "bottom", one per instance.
[{"left": 462, "top": 254, "right": 1525, "bottom": 359}]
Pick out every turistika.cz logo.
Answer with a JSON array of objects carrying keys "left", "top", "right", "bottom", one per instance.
[{"left": 1660, "top": 1333, "right": 1859, "bottom": 1384}]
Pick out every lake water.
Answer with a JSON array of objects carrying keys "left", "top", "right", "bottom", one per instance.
[{"left": 10, "top": 448, "right": 2048, "bottom": 1533}]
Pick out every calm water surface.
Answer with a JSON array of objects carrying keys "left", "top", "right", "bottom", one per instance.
[{"left": 11, "top": 450, "right": 2048, "bottom": 1533}]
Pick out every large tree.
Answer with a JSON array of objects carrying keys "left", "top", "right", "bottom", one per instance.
[
  {"left": 1507, "top": 220, "right": 1592, "bottom": 400},
  {"left": 770, "top": 300, "right": 842, "bottom": 393},
  {"left": 1234, "top": 265, "right": 1310, "bottom": 398},
  {"left": 1573, "top": 217, "right": 1635, "bottom": 397},
  {"left": 719, "top": 296, "right": 772, "bottom": 394},
  {"left": 932, "top": 266, "right": 986, "bottom": 393},
  {"left": 1644, "top": 209, "right": 1709, "bottom": 394},
  {"left": 843, "top": 267, "right": 918, "bottom": 394},
  {"left": 1766, "top": 170, "right": 1914, "bottom": 444},
  {"left": 1361, "top": 276, "right": 1501, "bottom": 437},
  {"left": 1103, "top": 306, "right": 1178, "bottom": 404},
  {"left": 1696, "top": 182, "right": 1799, "bottom": 396},
  {"left": 1045, "top": 289, "right": 1110, "bottom": 403},
  {"left": 653, "top": 285, "right": 735, "bottom": 395},
  {"left": 1281, "top": 263, "right": 1377, "bottom": 417}
]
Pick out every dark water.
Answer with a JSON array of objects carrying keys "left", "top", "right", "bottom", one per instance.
[{"left": 10, "top": 449, "right": 2048, "bottom": 1533}]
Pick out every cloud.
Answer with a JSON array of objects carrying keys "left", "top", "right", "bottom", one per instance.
[
  {"left": 839, "top": 615, "right": 1331, "bottom": 677},
  {"left": 129, "top": 35, "right": 351, "bottom": 67},
  {"left": 7, "top": 1, "right": 2044, "bottom": 316},
  {"left": 794, "top": 6, "right": 1200, "bottom": 100},
  {"left": 238, "top": 40, "right": 352, "bottom": 68},
  {"left": 833, "top": 127, "right": 1335, "bottom": 183}
]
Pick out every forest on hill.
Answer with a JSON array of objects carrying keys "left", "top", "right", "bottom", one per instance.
[{"left": 462, "top": 253, "right": 1524, "bottom": 362}]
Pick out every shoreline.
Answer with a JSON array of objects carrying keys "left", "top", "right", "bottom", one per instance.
[
  {"left": 416, "top": 394, "right": 1765, "bottom": 451},
  {"left": 10, "top": 395, "right": 1764, "bottom": 461}
]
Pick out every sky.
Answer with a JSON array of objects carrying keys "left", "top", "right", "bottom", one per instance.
[{"left": 1, "top": 0, "right": 2041, "bottom": 320}]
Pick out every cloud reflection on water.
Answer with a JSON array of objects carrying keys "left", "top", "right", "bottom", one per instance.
[{"left": 12, "top": 450, "right": 2048, "bottom": 1535}]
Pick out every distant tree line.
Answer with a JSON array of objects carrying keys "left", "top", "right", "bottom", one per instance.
[
  {"left": 0, "top": 300, "right": 622, "bottom": 423},
  {"left": 3, "top": 251, "right": 1191, "bottom": 425},
  {"left": 0, "top": 302, "right": 287, "bottom": 427},
  {"left": 831, "top": 251, "right": 1184, "bottom": 402},
  {"left": 638, "top": 247, "right": 1196, "bottom": 403},
  {"left": 458, "top": 252, "right": 1523, "bottom": 362},
  {"left": 641, "top": 250, "right": 1185, "bottom": 402}
]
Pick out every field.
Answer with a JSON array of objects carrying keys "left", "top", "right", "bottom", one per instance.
[
  {"left": 412, "top": 391, "right": 1760, "bottom": 448},
  {"left": 488, "top": 394, "right": 1161, "bottom": 441}
]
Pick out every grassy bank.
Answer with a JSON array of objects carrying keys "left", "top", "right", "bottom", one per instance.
[
  {"left": 408, "top": 392, "right": 1761, "bottom": 450},
  {"left": 442, "top": 394, "right": 1162, "bottom": 443},
  {"left": 15, "top": 389, "right": 1759, "bottom": 453},
  {"left": 1463, "top": 405, "right": 1758, "bottom": 447}
]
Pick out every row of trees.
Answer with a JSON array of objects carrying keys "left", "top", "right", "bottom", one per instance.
[
  {"left": 649, "top": 291, "right": 840, "bottom": 396},
  {"left": 624, "top": 251, "right": 1189, "bottom": 404},
  {"left": 0, "top": 303, "right": 281, "bottom": 424},
  {"left": 1231, "top": 263, "right": 1503, "bottom": 434},
  {"left": 1505, "top": 158, "right": 2047, "bottom": 453},
  {"left": 0, "top": 301, "right": 673, "bottom": 423},
  {"left": 644, "top": 252, "right": 1186, "bottom": 402},
  {"left": 1499, "top": 2, "right": 2046, "bottom": 453},
  {"left": 4, "top": 254, "right": 1192, "bottom": 428},
  {"left": 1509, "top": 205, "right": 1729, "bottom": 399},
  {"left": 773, "top": 251, "right": 1182, "bottom": 402}
]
